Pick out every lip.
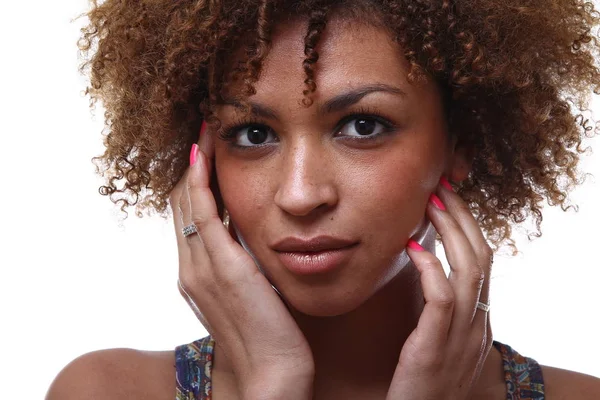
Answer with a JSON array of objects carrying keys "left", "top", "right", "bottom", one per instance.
[
  {"left": 272, "top": 236, "right": 358, "bottom": 252},
  {"left": 272, "top": 236, "right": 359, "bottom": 275}
]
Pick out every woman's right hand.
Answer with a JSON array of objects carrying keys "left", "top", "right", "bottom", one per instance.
[{"left": 169, "top": 123, "right": 315, "bottom": 400}]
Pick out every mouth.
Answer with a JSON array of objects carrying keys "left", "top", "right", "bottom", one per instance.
[
  {"left": 272, "top": 235, "right": 359, "bottom": 252},
  {"left": 272, "top": 236, "right": 359, "bottom": 275}
]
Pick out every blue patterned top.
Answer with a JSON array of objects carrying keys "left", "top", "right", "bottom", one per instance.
[{"left": 175, "top": 336, "right": 545, "bottom": 399}]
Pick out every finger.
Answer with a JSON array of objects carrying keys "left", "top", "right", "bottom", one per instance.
[
  {"left": 170, "top": 169, "right": 192, "bottom": 262},
  {"left": 179, "top": 164, "right": 202, "bottom": 247},
  {"left": 187, "top": 146, "right": 238, "bottom": 264},
  {"left": 426, "top": 192, "right": 484, "bottom": 330},
  {"left": 174, "top": 163, "right": 214, "bottom": 337},
  {"left": 435, "top": 177, "right": 493, "bottom": 319},
  {"left": 172, "top": 119, "right": 208, "bottom": 244},
  {"left": 180, "top": 122, "right": 214, "bottom": 259},
  {"left": 406, "top": 240, "right": 454, "bottom": 352},
  {"left": 178, "top": 142, "right": 219, "bottom": 296},
  {"left": 177, "top": 146, "right": 221, "bottom": 335}
]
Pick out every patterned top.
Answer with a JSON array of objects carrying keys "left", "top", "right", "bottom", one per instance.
[{"left": 175, "top": 336, "right": 545, "bottom": 399}]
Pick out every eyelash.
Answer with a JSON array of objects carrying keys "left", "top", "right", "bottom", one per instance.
[{"left": 217, "top": 106, "right": 398, "bottom": 146}]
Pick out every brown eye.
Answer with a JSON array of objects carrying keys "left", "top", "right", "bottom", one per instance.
[
  {"left": 235, "top": 125, "right": 276, "bottom": 147},
  {"left": 337, "top": 117, "right": 386, "bottom": 138},
  {"left": 355, "top": 119, "right": 377, "bottom": 135}
]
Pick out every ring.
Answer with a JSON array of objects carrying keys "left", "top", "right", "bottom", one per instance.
[
  {"left": 182, "top": 224, "right": 197, "bottom": 237},
  {"left": 476, "top": 301, "right": 490, "bottom": 312}
]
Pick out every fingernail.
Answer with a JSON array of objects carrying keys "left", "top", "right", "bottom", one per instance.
[
  {"left": 200, "top": 120, "right": 207, "bottom": 135},
  {"left": 190, "top": 143, "right": 199, "bottom": 166},
  {"left": 439, "top": 176, "right": 453, "bottom": 192},
  {"left": 407, "top": 239, "right": 425, "bottom": 251},
  {"left": 429, "top": 193, "right": 446, "bottom": 211}
]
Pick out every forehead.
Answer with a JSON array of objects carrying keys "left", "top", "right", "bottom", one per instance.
[{"left": 220, "top": 16, "right": 428, "bottom": 105}]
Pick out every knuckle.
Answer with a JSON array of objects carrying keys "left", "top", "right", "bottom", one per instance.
[
  {"left": 434, "top": 290, "right": 455, "bottom": 310},
  {"left": 420, "top": 352, "right": 446, "bottom": 372},
  {"left": 191, "top": 213, "right": 220, "bottom": 230},
  {"left": 180, "top": 268, "right": 215, "bottom": 299},
  {"left": 178, "top": 197, "right": 190, "bottom": 217},
  {"left": 213, "top": 262, "right": 247, "bottom": 289},
  {"left": 211, "top": 267, "right": 236, "bottom": 287},
  {"left": 454, "top": 200, "right": 471, "bottom": 215},
  {"left": 178, "top": 272, "right": 199, "bottom": 293},
  {"left": 441, "top": 217, "right": 461, "bottom": 233},
  {"left": 420, "top": 258, "right": 443, "bottom": 273},
  {"left": 186, "top": 165, "right": 204, "bottom": 188},
  {"left": 211, "top": 253, "right": 256, "bottom": 289},
  {"left": 467, "top": 265, "right": 485, "bottom": 287},
  {"left": 179, "top": 189, "right": 190, "bottom": 205},
  {"left": 203, "top": 278, "right": 220, "bottom": 299}
]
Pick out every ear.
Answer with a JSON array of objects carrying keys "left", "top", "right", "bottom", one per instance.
[{"left": 447, "top": 139, "right": 474, "bottom": 183}]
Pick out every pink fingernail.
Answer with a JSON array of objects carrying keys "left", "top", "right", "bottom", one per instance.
[
  {"left": 439, "top": 176, "right": 454, "bottom": 192},
  {"left": 407, "top": 239, "right": 425, "bottom": 251},
  {"left": 429, "top": 193, "right": 446, "bottom": 211},
  {"left": 200, "top": 120, "right": 207, "bottom": 135},
  {"left": 190, "top": 143, "right": 199, "bottom": 166}
]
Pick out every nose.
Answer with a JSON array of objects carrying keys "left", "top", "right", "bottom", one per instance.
[{"left": 273, "top": 138, "right": 338, "bottom": 217}]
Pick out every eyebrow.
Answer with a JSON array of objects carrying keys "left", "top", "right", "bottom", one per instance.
[{"left": 220, "top": 83, "right": 407, "bottom": 120}]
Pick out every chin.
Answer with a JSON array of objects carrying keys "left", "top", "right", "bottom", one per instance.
[
  {"left": 235, "top": 226, "right": 415, "bottom": 317},
  {"left": 268, "top": 258, "right": 410, "bottom": 318},
  {"left": 282, "top": 286, "right": 371, "bottom": 317}
]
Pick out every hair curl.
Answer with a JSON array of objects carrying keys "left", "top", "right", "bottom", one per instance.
[{"left": 77, "top": 0, "right": 600, "bottom": 253}]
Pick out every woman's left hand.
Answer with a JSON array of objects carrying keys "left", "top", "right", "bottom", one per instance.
[{"left": 386, "top": 177, "right": 494, "bottom": 400}]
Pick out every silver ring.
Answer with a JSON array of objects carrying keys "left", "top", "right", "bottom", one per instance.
[
  {"left": 182, "top": 224, "right": 197, "bottom": 237},
  {"left": 476, "top": 301, "right": 490, "bottom": 312}
]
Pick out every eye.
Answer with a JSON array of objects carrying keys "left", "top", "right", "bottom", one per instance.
[
  {"left": 336, "top": 116, "right": 389, "bottom": 138},
  {"left": 233, "top": 125, "right": 277, "bottom": 147}
]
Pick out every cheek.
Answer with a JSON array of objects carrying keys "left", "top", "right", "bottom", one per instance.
[
  {"left": 349, "top": 144, "right": 444, "bottom": 240},
  {"left": 353, "top": 166, "right": 420, "bottom": 240},
  {"left": 216, "top": 159, "right": 272, "bottom": 227},
  {"left": 353, "top": 149, "right": 441, "bottom": 207}
]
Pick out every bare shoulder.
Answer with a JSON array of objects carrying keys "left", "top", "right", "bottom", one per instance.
[
  {"left": 541, "top": 364, "right": 600, "bottom": 399},
  {"left": 45, "top": 348, "right": 175, "bottom": 400}
]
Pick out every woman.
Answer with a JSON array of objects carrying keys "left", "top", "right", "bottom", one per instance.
[{"left": 47, "top": 0, "right": 600, "bottom": 399}]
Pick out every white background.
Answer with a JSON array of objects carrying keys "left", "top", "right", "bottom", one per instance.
[{"left": 1, "top": 1, "right": 599, "bottom": 399}]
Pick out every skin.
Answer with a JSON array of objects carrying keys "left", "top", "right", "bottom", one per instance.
[
  {"left": 210, "top": 16, "right": 489, "bottom": 398},
  {"left": 215, "top": 19, "right": 452, "bottom": 319},
  {"left": 45, "top": 12, "right": 600, "bottom": 400}
]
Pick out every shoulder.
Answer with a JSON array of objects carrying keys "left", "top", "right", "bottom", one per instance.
[
  {"left": 45, "top": 348, "right": 175, "bottom": 400},
  {"left": 541, "top": 364, "right": 600, "bottom": 399}
]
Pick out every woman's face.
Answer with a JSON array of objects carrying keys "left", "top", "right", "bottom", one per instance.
[{"left": 213, "top": 17, "right": 464, "bottom": 317}]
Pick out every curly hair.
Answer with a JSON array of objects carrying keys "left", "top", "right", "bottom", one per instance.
[{"left": 77, "top": 0, "right": 600, "bottom": 253}]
